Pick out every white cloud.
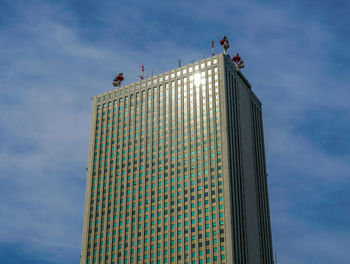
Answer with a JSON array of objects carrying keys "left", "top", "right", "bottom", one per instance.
[{"left": 1, "top": 1, "right": 349, "bottom": 263}]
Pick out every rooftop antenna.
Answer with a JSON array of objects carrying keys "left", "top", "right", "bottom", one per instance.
[
  {"left": 220, "top": 36, "right": 229, "bottom": 54},
  {"left": 212, "top": 41, "right": 214, "bottom": 56},
  {"left": 178, "top": 59, "right": 181, "bottom": 67},
  {"left": 232, "top": 53, "right": 244, "bottom": 70},
  {"left": 112, "top": 72, "right": 124, "bottom": 87},
  {"left": 138, "top": 65, "right": 148, "bottom": 80}
]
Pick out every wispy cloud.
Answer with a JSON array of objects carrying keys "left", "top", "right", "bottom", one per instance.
[{"left": 0, "top": 0, "right": 349, "bottom": 263}]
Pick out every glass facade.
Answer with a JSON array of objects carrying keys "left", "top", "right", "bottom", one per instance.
[
  {"left": 82, "top": 54, "right": 274, "bottom": 264},
  {"left": 85, "top": 58, "right": 225, "bottom": 264}
]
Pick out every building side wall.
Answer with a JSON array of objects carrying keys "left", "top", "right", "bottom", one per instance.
[
  {"left": 250, "top": 101, "right": 274, "bottom": 264},
  {"left": 223, "top": 56, "right": 249, "bottom": 263},
  {"left": 238, "top": 77, "right": 260, "bottom": 264},
  {"left": 223, "top": 54, "right": 273, "bottom": 264},
  {"left": 219, "top": 55, "right": 234, "bottom": 264},
  {"left": 81, "top": 98, "right": 98, "bottom": 264}
]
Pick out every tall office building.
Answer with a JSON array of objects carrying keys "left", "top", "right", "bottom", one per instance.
[{"left": 80, "top": 53, "right": 273, "bottom": 264}]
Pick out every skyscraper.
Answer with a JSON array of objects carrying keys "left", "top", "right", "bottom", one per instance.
[{"left": 80, "top": 53, "right": 273, "bottom": 264}]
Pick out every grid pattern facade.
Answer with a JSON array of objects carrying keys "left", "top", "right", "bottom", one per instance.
[
  {"left": 81, "top": 57, "right": 227, "bottom": 264},
  {"left": 81, "top": 54, "right": 274, "bottom": 264}
]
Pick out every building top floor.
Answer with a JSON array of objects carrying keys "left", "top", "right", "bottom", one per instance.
[{"left": 93, "top": 53, "right": 261, "bottom": 107}]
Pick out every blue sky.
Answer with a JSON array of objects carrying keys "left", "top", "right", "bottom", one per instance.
[{"left": 0, "top": 0, "right": 349, "bottom": 263}]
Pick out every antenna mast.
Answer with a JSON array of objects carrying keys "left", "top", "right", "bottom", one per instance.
[
  {"left": 220, "top": 36, "right": 229, "bottom": 54},
  {"left": 212, "top": 41, "right": 214, "bottom": 56},
  {"left": 232, "top": 53, "right": 245, "bottom": 70},
  {"left": 138, "top": 65, "right": 145, "bottom": 80},
  {"left": 138, "top": 65, "right": 150, "bottom": 81},
  {"left": 112, "top": 73, "right": 124, "bottom": 87},
  {"left": 141, "top": 65, "right": 144, "bottom": 80}
]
